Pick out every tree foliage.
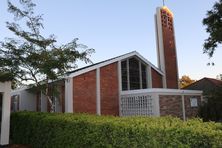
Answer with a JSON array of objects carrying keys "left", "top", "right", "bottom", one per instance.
[
  {"left": 179, "top": 75, "right": 195, "bottom": 88},
  {"left": 0, "top": 72, "right": 14, "bottom": 82},
  {"left": 203, "top": 0, "right": 222, "bottom": 58},
  {"left": 0, "top": 0, "right": 94, "bottom": 111},
  {"left": 216, "top": 74, "right": 222, "bottom": 80}
]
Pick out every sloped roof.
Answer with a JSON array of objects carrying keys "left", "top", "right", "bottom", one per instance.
[
  {"left": 66, "top": 51, "right": 163, "bottom": 78},
  {"left": 205, "top": 77, "right": 222, "bottom": 87},
  {"left": 183, "top": 77, "right": 222, "bottom": 91}
]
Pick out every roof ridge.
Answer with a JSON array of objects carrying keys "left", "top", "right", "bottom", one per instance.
[{"left": 204, "top": 77, "right": 222, "bottom": 81}]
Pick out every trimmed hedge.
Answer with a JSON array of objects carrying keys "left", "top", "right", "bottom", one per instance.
[{"left": 11, "top": 111, "right": 222, "bottom": 148}]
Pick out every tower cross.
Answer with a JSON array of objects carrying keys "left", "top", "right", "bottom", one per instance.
[{"left": 162, "top": 0, "right": 165, "bottom": 6}]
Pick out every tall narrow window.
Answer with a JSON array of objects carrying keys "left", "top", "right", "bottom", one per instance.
[
  {"left": 141, "top": 64, "right": 147, "bottom": 89},
  {"left": 121, "top": 60, "right": 128, "bottom": 90},
  {"left": 121, "top": 57, "right": 148, "bottom": 90},
  {"left": 129, "top": 58, "right": 140, "bottom": 90}
]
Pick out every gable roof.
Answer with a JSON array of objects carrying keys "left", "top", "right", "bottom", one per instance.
[
  {"left": 66, "top": 51, "right": 163, "bottom": 78},
  {"left": 183, "top": 77, "right": 222, "bottom": 91}
]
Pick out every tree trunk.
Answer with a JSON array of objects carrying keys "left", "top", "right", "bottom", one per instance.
[{"left": 45, "top": 78, "right": 54, "bottom": 112}]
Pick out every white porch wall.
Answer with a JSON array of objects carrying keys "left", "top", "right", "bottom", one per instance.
[
  {"left": 11, "top": 89, "right": 36, "bottom": 111},
  {"left": 65, "top": 77, "right": 73, "bottom": 113},
  {"left": 0, "top": 81, "right": 11, "bottom": 145},
  {"left": 11, "top": 83, "right": 65, "bottom": 113},
  {"left": 20, "top": 91, "right": 36, "bottom": 111}
]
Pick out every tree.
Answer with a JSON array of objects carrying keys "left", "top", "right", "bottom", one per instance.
[
  {"left": 179, "top": 75, "right": 195, "bottom": 88},
  {"left": 203, "top": 0, "right": 222, "bottom": 58},
  {"left": 0, "top": 0, "right": 94, "bottom": 112},
  {"left": 0, "top": 72, "right": 14, "bottom": 82},
  {"left": 216, "top": 74, "right": 222, "bottom": 80}
]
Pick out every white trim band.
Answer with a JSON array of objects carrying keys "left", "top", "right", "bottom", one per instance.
[{"left": 96, "top": 68, "right": 101, "bottom": 115}]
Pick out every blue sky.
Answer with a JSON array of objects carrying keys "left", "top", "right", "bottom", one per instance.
[{"left": 1, "top": 0, "right": 221, "bottom": 80}]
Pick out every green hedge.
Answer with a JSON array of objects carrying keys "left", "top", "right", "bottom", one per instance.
[{"left": 10, "top": 111, "right": 222, "bottom": 148}]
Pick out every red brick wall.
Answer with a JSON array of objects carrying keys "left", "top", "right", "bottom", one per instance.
[
  {"left": 159, "top": 95, "right": 183, "bottom": 118},
  {"left": 184, "top": 96, "right": 201, "bottom": 118},
  {"left": 159, "top": 95, "right": 201, "bottom": 119},
  {"left": 100, "top": 62, "right": 119, "bottom": 116},
  {"left": 160, "top": 8, "right": 179, "bottom": 89},
  {"left": 73, "top": 70, "right": 96, "bottom": 114},
  {"left": 151, "top": 68, "right": 163, "bottom": 88}
]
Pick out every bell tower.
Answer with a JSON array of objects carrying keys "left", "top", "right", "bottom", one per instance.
[{"left": 155, "top": 6, "right": 179, "bottom": 89}]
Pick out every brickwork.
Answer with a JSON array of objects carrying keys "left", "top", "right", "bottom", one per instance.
[
  {"left": 160, "top": 7, "right": 179, "bottom": 89},
  {"left": 159, "top": 95, "right": 201, "bottom": 119},
  {"left": 184, "top": 96, "right": 201, "bottom": 118},
  {"left": 100, "top": 62, "right": 119, "bottom": 116},
  {"left": 151, "top": 68, "right": 163, "bottom": 88},
  {"left": 73, "top": 70, "right": 96, "bottom": 114},
  {"left": 159, "top": 95, "right": 183, "bottom": 118}
]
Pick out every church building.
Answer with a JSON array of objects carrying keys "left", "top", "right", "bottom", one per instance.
[{"left": 11, "top": 6, "right": 202, "bottom": 120}]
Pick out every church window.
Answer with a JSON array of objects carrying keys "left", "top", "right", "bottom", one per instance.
[
  {"left": 141, "top": 63, "right": 147, "bottom": 89},
  {"left": 121, "top": 57, "right": 148, "bottom": 90},
  {"left": 121, "top": 60, "right": 128, "bottom": 91},
  {"left": 129, "top": 58, "right": 140, "bottom": 90}
]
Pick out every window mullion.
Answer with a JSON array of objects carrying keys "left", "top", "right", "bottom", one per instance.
[
  {"left": 139, "top": 61, "right": 142, "bottom": 89},
  {"left": 127, "top": 59, "right": 130, "bottom": 90},
  {"left": 147, "top": 65, "right": 151, "bottom": 88}
]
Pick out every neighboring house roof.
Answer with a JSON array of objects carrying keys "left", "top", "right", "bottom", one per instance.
[
  {"left": 205, "top": 77, "right": 222, "bottom": 87},
  {"left": 66, "top": 51, "right": 163, "bottom": 78},
  {"left": 183, "top": 77, "right": 222, "bottom": 92}
]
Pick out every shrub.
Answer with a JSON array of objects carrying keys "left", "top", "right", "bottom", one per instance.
[{"left": 10, "top": 111, "right": 222, "bottom": 148}]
